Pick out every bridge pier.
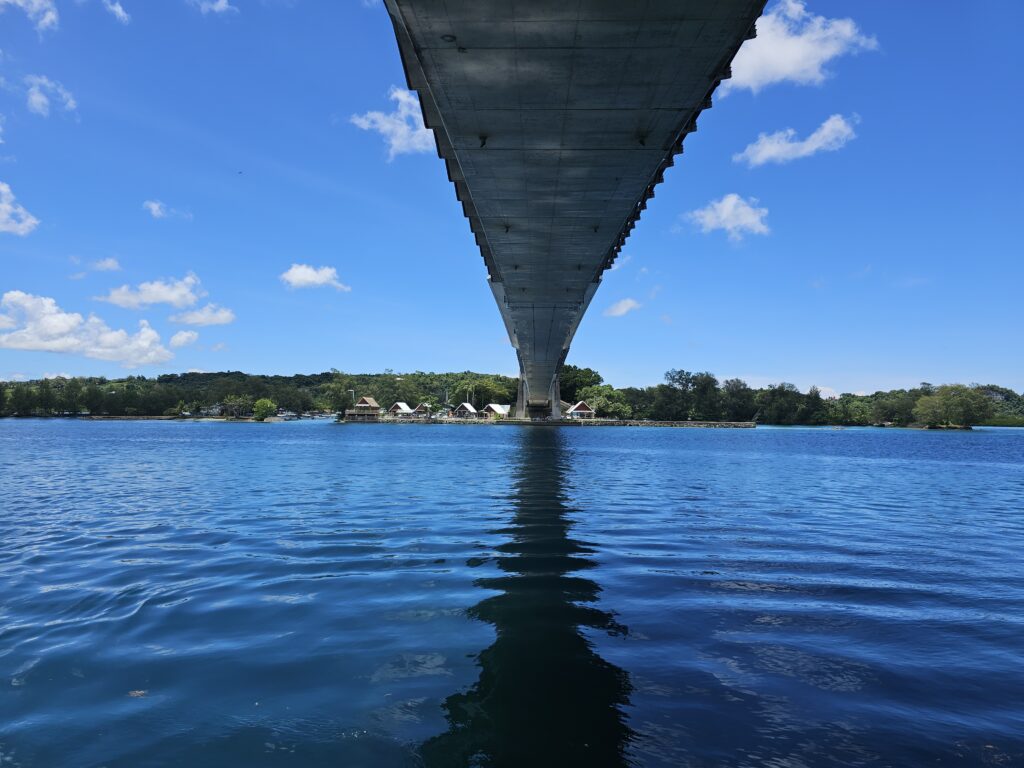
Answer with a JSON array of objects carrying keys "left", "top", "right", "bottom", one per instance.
[
  {"left": 515, "top": 375, "right": 562, "bottom": 420},
  {"left": 550, "top": 378, "right": 562, "bottom": 420}
]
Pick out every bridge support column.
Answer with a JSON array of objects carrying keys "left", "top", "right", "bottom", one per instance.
[
  {"left": 550, "top": 377, "right": 562, "bottom": 420},
  {"left": 515, "top": 377, "right": 527, "bottom": 420}
]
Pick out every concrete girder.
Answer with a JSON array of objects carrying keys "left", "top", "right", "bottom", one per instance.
[{"left": 383, "top": 0, "right": 765, "bottom": 413}]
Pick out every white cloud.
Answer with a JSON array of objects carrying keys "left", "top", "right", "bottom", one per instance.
[
  {"left": 102, "top": 0, "right": 129, "bottom": 23},
  {"left": 170, "top": 303, "right": 235, "bottom": 326},
  {"left": 92, "top": 257, "right": 121, "bottom": 271},
  {"left": 0, "top": 291, "right": 172, "bottom": 367},
  {"left": 192, "top": 0, "right": 238, "bottom": 15},
  {"left": 604, "top": 298, "right": 641, "bottom": 318},
  {"left": 280, "top": 263, "right": 351, "bottom": 291},
  {"left": 169, "top": 330, "right": 198, "bottom": 348},
  {"left": 734, "top": 114, "right": 857, "bottom": 167},
  {"left": 69, "top": 258, "right": 121, "bottom": 280},
  {"left": 142, "top": 199, "right": 192, "bottom": 220},
  {"left": 0, "top": 181, "right": 39, "bottom": 236},
  {"left": 25, "top": 75, "right": 77, "bottom": 118},
  {"left": 143, "top": 200, "right": 168, "bottom": 218},
  {"left": 100, "top": 273, "right": 202, "bottom": 309},
  {"left": 608, "top": 253, "right": 632, "bottom": 272},
  {"left": 726, "top": 0, "right": 878, "bottom": 94},
  {"left": 0, "top": 0, "right": 58, "bottom": 31},
  {"left": 351, "top": 86, "right": 434, "bottom": 161},
  {"left": 688, "top": 194, "right": 769, "bottom": 241},
  {"left": 0, "top": 313, "right": 15, "bottom": 329}
]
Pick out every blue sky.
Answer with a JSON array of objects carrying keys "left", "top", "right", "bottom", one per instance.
[{"left": 1, "top": 0, "right": 1021, "bottom": 395}]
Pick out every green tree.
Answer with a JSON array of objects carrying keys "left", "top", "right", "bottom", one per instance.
[
  {"left": 913, "top": 395, "right": 944, "bottom": 427},
  {"left": 323, "top": 377, "right": 355, "bottom": 413},
  {"left": 825, "top": 394, "right": 872, "bottom": 426},
  {"left": 721, "top": 378, "right": 756, "bottom": 421},
  {"left": 577, "top": 384, "right": 632, "bottom": 419},
  {"left": 756, "top": 383, "right": 803, "bottom": 424},
  {"left": 253, "top": 398, "right": 277, "bottom": 421},
  {"left": 560, "top": 365, "right": 604, "bottom": 404},
  {"left": 61, "top": 378, "right": 83, "bottom": 415},
  {"left": 914, "top": 385, "right": 994, "bottom": 427},
  {"left": 660, "top": 370, "right": 696, "bottom": 420},
  {"left": 222, "top": 394, "right": 254, "bottom": 419},
  {"left": 618, "top": 387, "right": 655, "bottom": 420},
  {"left": 796, "top": 386, "right": 828, "bottom": 425},
  {"left": 10, "top": 384, "right": 37, "bottom": 415},
  {"left": 690, "top": 372, "right": 721, "bottom": 420},
  {"left": 37, "top": 379, "right": 56, "bottom": 415}
]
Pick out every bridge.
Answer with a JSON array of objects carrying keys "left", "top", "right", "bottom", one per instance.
[{"left": 383, "top": 1, "right": 766, "bottom": 418}]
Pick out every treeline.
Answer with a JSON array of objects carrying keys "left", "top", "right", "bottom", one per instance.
[
  {"left": 0, "top": 367, "right": 1021, "bottom": 427},
  {"left": 558, "top": 366, "right": 1022, "bottom": 427},
  {"left": 0, "top": 370, "right": 518, "bottom": 418}
]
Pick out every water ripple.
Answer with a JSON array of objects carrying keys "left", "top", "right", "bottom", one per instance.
[{"left": 1, "top": 421, "right": 1022, "bottom": 766}]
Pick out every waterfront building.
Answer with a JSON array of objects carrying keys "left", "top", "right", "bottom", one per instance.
[
  {"left": 345, "top": 396, "right": 381, "bottom": 423},
  {"left": 452, "top": 403, "right": 478, "bottom": 419},
  {"left": 481, "top": 404, "right": 511, "bottom": 419},
  {"left": 412, "top": 403, "right": 433, "bottom": 419},
  {"left": 566, "top": 401, "right": 596, "bottom": 420},
  {"left": 388, "top": 402, "right": 415, "bottom": 419}
]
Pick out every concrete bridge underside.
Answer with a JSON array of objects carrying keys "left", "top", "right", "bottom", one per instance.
[{"left": 383, "top": 0, "right": 765, "bottom": 417}]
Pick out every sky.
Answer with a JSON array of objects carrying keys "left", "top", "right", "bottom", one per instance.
[{"left": 1, "top": 0, "right": 1022, "bottom": 395}]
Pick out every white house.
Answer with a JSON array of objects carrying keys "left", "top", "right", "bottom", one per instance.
[
  {"left": 566, "top": 401, "right": 596, "bottom": 419},
  {"left": 451, "top": 402, "right": 478, "bottom": 418},
  {"left": 388, "top": 402, "right": 415, "bottom": 418},
  {"left": 481, "top": 403, "right": 511, "bottom": 419}
]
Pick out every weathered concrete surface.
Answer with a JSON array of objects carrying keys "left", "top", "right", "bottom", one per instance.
[{"left": 383, "top": 1, "right": 765, "bottom": 415}]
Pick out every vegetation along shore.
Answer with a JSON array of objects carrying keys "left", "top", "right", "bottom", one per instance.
[{"left": 1, "top": 367, "right": 1020, "bottom": 428}]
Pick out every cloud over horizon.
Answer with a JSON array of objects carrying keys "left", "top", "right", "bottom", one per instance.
[
  {"left": 688, "top": 194, "right": 770, "bottom": 241},
  {"left": 0, "top": 0, "right": 59, "bottom": 31},
  {"left": 170, "top": 303, "right": 235, "bottom": 326},
  {"left": 0, "top": 181, "right": 40, "bottom": 236},
  {"left": 100, "top": 273, "right": 202, "bottom": 309},
  {"left": 102, "top": 0, "right": 129, "bottom": 24},
  {"left": 726, "top": 0, "right": 877, "bottom": 94},
  {"left": 0, "top": 290, "right": 172, "bottom": 367},
  {"left": 734, "top": 114, "right": 857, "bottom": 167},
  {"left": 351, "top": 86, "right": 434, "bottom": 161},
  {"left": 25, "top": 75, "right": 77, "bottom": 118},
  {"left": 169, "top": 330, "right": 198, "bottom": 348},
  {"left": 143, "top": 199, "right": 192, "bottom": 220},
  {"left": 604, "top": 298, "right": 641, "bottom": 318},
  {"left": 92, "top": 257, "right": 121, "bottom": 271},
  {"left": 280, "top": 263, "right": 351, "bottom": 291},
  {"left": 192, "top": 0, "right": 237, "bottom": 15}
]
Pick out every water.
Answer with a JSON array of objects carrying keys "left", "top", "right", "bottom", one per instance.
[{"left": 1, "top": 420, "right": 1023, "bottom": 767}]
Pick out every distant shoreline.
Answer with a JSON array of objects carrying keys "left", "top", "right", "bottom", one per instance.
[
  {"left": 343, "top": 418, "right": 757, "bottom": 428},
  {"left": 0, "top": 416, "right": 1008, "bottom": 430}
]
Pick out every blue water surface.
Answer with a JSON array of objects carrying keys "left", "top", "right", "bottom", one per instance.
[{"left": 1, "top": 420, "right": 1023, "bottom": 766}]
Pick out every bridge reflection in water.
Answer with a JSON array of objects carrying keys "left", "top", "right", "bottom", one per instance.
[{"left": 420, "top": 428, "right": 634, "bottom": 766}]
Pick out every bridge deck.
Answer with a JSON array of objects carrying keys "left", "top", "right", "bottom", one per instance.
[{"left": 383, "top": 0, "right": 765, "bottom": 415}]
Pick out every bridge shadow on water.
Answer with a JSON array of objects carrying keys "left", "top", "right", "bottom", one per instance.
[{"left": 419, "top": 427, "right": 635, "bottom": 767}]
